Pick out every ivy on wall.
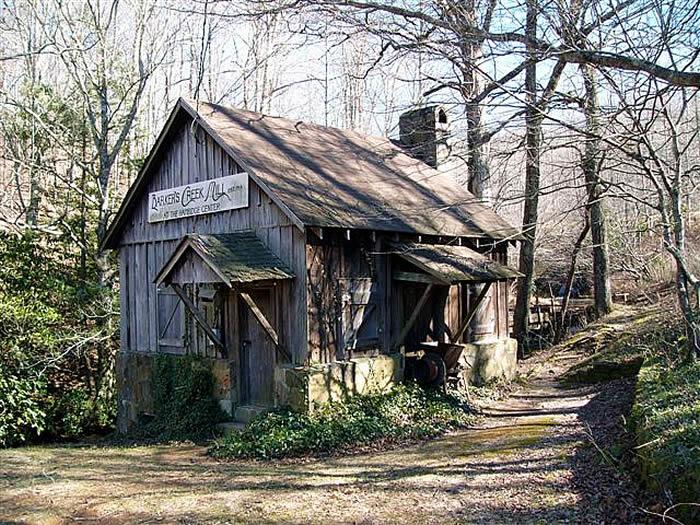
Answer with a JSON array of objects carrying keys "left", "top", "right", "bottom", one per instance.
[{"left": 140, "top": 354, "right": 226, "bottom": 440}]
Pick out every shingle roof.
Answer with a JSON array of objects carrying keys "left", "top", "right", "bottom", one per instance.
[
  {"left": 390, "top": 241, "right": 523, "bottom": 284},
  {"left": 103, "top": 99, "right": 522, "bottom": 249},
  {"left": 155, "top": 232, "right": 294, "bottom": 286},
  {"left": 190, "top": 100, "right": 520, "bottom": 239}
]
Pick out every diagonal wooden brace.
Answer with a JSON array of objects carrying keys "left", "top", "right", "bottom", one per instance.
[
  {"left": 171, "top": 283, "right": 225, "bottom": 354},
  {"left": 393, "top": 283, "right": 434, "bottom": 351},
  {"left": 239, "top": 292, "right": 292, "bottom": 362}
]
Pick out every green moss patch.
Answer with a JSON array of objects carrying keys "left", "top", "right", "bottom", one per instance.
[
  {"left": 562, "top": 307, "right": 677, "bottom": 384},
  {"left": 459, "top": 416, "right": 556, "bottom": 458},
  {"left": 210, "top": 383, "right": 478, "bottom": 460}
]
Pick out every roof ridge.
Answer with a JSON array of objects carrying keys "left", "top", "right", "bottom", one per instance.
[{"left": 182, "top": 98, "right": 403, "bottom": 146}]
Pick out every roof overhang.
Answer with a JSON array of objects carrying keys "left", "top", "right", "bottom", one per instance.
[
  {"left": 155, "top": 231, "right": 294, "bottom": 288},
  {"left": 390, "top": 241, "right": 523, "bottom": 285},
  {"left": 101, "top": 98, "right": 523, "bottom": 250}
]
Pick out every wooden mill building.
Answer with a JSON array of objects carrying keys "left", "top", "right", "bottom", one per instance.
[{"left": 103, "top": 99, "right": 523, "bottom": 430}]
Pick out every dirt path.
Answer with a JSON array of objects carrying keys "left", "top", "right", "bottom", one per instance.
[{"left": 1, "top": 334, "right": 648, "bottom": 524}]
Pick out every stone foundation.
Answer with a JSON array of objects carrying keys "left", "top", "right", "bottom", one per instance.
[
  {"left": 275, "top": 353, "right": 404, "bottom": 412},
  {"left": 458, "top": 338, "right": 518, "bottom": 385},
  {"left": 116, "top": 342, "right": 512, "bottom": 432},
  {"left": 116, "top": 352, "right": 232, "bottom": 433}
]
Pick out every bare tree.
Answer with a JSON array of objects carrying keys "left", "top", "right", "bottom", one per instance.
[
  {"left": 581, "top": 64, "right": 613, "bottom": 316},
  {"left": 48, "top": 0, "right": 165, "bottom": 280},
  {"left": 602, "top": 78, "right": 700, "bottom": 359}
]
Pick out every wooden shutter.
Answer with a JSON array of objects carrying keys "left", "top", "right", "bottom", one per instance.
[
  {"left": 339, "top": 278, "right": 379, "bottom": 356},
  {"left": 157, "top": 286, "right": 185, "bottom": 353}
]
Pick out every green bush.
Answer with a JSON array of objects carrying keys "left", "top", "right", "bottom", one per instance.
[
  {"left": 210, "top": 383, "right": 477, "bottom": 460},
  {"left": 47, "top": 389, "right": 95, "bottom": 439},
  {"left": 0, "top": 359, "right": 46, "bottom": 447},
  {"left": 632, "top": 355, "right": 700, "bottom": 523},
  {"left": 0, "top": 294, "right": 61, "bottom": 446},
  {"left": 138, "top": 354, "right": 226, "bottom": 440},
  {"left": 0, "top": 232, "right": 118, "bottom": 446}
]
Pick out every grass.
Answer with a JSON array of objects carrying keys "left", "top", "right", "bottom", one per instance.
[{"left": 210, "top": 383, "right": 478, "bottom": 460}]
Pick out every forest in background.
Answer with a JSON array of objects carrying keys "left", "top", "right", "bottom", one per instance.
[{"left": 1, "top": 0, "right": 699, "bottom": 445}]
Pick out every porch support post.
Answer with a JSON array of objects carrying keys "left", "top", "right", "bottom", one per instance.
[
  {"left": 453, "top": 281, "right": 493, "bottom": 343},
  {"left": 170, "top": 283, "right": 225, "bottom": 354},
  {"left": 393, "top": 284, "right": 434, "bottom": 351}
]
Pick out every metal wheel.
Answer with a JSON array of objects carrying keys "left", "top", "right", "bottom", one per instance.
[{"left": 414, "top": 352, "right": 447, "bottom": 387}]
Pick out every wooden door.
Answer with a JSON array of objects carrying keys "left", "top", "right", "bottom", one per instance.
[{"left": 239, "top": 288, "right": 276, "bottom": 406}]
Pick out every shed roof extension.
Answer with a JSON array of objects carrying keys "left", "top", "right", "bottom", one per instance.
[
  {"left": 390, "top": 241, "right": 523, "bottom": 284},
  {"left": 103, "top": 98, "right": 521, "bottom": 249}
]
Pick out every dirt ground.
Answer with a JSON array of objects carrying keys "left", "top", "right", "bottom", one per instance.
[{"left": 0, "top": 308, "right": 655, "bottom": 525}]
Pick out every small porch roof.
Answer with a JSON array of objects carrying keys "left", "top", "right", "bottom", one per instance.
[
  {"left": 390, "top": 241, "right": 523, "bottom": 285},
  {"left": 154, "top": 232, "right": 294, "bottom": 287}
]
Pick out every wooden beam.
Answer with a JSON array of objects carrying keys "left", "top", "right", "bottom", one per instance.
[
  {"left": 239, "top": 292, "right": 291, "bottom": 361},
  {"left": 394, "top": 271, "right": 446, "bottom": 285},
  {"left": 310, "top": 226, "right": 323, "bottom": 240},
  {"left": 170, "top": 283, "right": 225, "bottom": 353},
  {"left": 453, "top": 282, "right": 492, "bottom": 343},
  {"left": 393, "top": 284, "right": 434, "bottom": 351}
]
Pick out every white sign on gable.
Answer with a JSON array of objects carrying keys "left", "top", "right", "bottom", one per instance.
[{"left": 148, "top": 173, "right": 249, "bottom": 223}]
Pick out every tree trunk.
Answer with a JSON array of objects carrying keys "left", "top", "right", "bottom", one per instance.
[
  {"left": 513, "top": 0, "right": 540, "bottom": 356},
  {"left": 465, "top": 101, "right": 490, "bottom": 202},
  {"left": 667, "top": 174, "right": 700, "bottom": 360},
  {"left": 581, "top": 64, "right": 613, "bottom": 317},
  {"left": 675, "top": 266, "right": 700, "bottom": 360},
  {"left": 556, "top": 217, "right": 590, "bottom": 343},
  {"left": 458, "top": 0, "right": 492, "bottom": 202}
]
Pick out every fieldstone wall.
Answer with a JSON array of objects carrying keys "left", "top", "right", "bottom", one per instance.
[
  {"left": 116, "top": 352, "right": 233, "bottom": 433},
  {"left": 458, "top": 338, "right": 518, "bottom": 385},
  {"left": 275, "top": 354, "right": 404, "bottom": 412}
]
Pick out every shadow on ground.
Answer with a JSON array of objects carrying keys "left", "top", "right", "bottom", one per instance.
[{"left": 0, "top": 307, "right": 661, "bottom": 524}]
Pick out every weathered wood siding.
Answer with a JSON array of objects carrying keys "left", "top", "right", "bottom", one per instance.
[
  {"left": 117, "top": 119, "right": 307, "bottom": 363},
  {"left": 306, "top": 231, "right": 379, "bottom": 363},
  {"left": 305, "top": 233, "right": 514, "bottom": 364},
  {"left": 305, "top": 232, "right": 513, "bottom": 364}
]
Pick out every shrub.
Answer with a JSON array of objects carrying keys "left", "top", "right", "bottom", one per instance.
[
  {"left": 210, "top": 383, "right": 477, "bottom": 460},
  {"left": 47, "top": 389, "right": 95, "bottom": 439},
  {"left": 138, "top": 354, "right": 226, "bottom": 441},
  {"left": 0, "top": 359, "right": 46, "bottom": 447},
  {"left": 0, "top": 232, "right": 118, "bottom": 446},
  {"left": 632, "top": 355, "right": 700, "bottom": 523}
]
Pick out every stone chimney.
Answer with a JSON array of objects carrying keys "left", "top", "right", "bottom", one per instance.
[{"left": 398, "top": 105, "right": 449, "bottom": 168}]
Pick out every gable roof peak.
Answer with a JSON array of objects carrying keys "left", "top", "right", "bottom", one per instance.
[{"left": 102, "top": 99, "right": 522, "bottom": 250}]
